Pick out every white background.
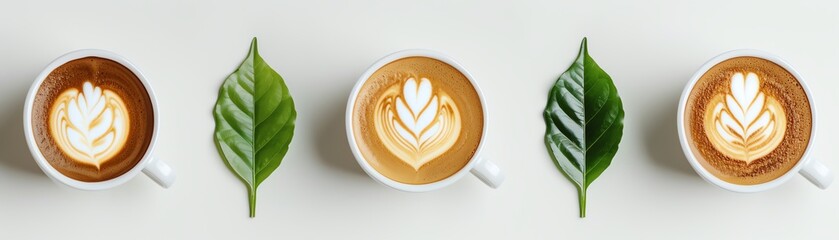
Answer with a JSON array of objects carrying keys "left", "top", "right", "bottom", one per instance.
[{"left": 1, "top": 0, "right": 837, "bottom": 239}]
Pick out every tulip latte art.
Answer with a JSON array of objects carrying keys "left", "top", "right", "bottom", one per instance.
[
  {"left": 32, "top": 57, "right": 154, "bottom": 182},
  {"left": 353, "top": 57, "right": 483, "bottom": 184},
  {"left": 374, "top": 77, "right": 462, "bottom": 170},
  {"left": 50, "top": 82, "right": 130, "bottom": 168},
  {"left": 704, "top": 72, "right": 788, "bottom": 163},
  {"left": 685, "top": 57, "right": 811, "bottom": 185}
]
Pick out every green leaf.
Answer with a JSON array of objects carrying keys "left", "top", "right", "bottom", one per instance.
[
  {"left": 213, "top": 37, "right": 296, "bottom": 218},
  {"left": 543, "top": 38, "right": 624, "bottom": 218}
]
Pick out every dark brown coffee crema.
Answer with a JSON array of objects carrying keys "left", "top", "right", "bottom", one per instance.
[
  {"left": 352, "top": 57, "right": 484, "bottom": 184},
  {"left": 685, "top": 56, "right": 811, "bottom": 185},
  {"left": 32, "top": 57, "right": 154, "bottom": 182}
]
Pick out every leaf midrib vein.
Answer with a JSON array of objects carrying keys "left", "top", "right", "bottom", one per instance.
[
  {"left": 249, "top": 55, "right": 257, "bottom": 189},
  {"left": 578, "top": 56, "right": 587, "bottom": 186}
]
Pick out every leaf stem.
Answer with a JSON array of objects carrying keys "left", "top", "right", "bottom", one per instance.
[
  {"left": 249, "top": 187, "right": 256, "bottom": 218},
  {"left": 579, "top": 188, "right": 586, "bottom": 218}
]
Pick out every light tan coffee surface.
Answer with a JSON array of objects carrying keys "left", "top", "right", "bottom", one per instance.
[{"left": 352, "top": 57, "right": 484, "bottom": 184}]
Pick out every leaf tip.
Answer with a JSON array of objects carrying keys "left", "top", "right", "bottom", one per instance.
[
  {"left": 249, "top": 37, "right": 259, "bottom": 56},
  {"left": 580, "top": 37, "right": 588, "bottom": 54}
]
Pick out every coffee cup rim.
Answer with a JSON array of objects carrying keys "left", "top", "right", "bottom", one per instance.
[
  {"left": 345, "top": 49, "right": 489, "bottom": 192},
  {"left": 677, "top": 49, "right": 818, "bottom": 192},
  {"left": 23, "top": 49, "right": 160, "bottom": 190}
]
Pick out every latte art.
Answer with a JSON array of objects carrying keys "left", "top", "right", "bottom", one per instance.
[
  {"left": 686, "top": 56, "right": 811, "bottom": 185},
  {"left": 352, "top": 56, "right": 483, "bottom": 184},
  {"left": 704, "top": 72, "right": 786, "bottom": 163},
  {"left": 49, "top": 81, "right": 130, "bottom": 168},
  {"left": 374, "top": 77, "right": 461, "bottom": 169},
  {"left": 32, "top": 57, "right": 154, "bottom": 182}
]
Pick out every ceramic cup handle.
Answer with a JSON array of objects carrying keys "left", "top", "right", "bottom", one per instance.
[
  {"left": 800, "top": 158, "right": 833, "bottom": 189},
  {"left": 142, "top": 156, "right": 175, "bottom": 188},
  {"left": 470, "top": 157, "right": 504, "bottom": 188}
]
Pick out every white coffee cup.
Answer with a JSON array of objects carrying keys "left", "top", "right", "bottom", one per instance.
[
  {"left": 23, "top": 49, "right": 175, "bottom": 190},
  {"left": 677, "top": 49, "right": 832, "bottom": 192},
  {"left": 346, "top": 49, "right": 504, "bottom": 192}
]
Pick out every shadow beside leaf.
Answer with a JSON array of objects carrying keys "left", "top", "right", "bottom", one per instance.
[
  {"left": 641, "top": 85, "right": 697, "bottom": 178},
  {"left": 311, "top": 79, "right": 367, "bottom": 178}
]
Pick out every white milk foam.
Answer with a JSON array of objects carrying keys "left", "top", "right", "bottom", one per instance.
[
  {"left": 49, "top": 81, "right": 130, "bottom": 168},
  {"left": 705, "top": 72, "right": 786, "bottom": 163},
  {"left": 374, "top": 77, "right": 461, "bottom": 169}
]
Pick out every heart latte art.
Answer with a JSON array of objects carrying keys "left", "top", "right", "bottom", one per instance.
[
  {"left": 704, "top": 72, "right": 786, "bottom": 163},
  {"left": 373, "top": 77, "right": 461, "bottom": 169},
  {"left": 49, "top": 81, "right": 130, "bottom": 168}
]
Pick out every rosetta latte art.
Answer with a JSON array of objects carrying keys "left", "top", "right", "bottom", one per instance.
[
  {"left": 49, "top": 81, "right": 130, "bottom": 168},
  {"left": 373, "top": 77, "right": 461, "bottom": 170},
  {"left": 704, "top": 72, "right": 786, "bottom": 163}
]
